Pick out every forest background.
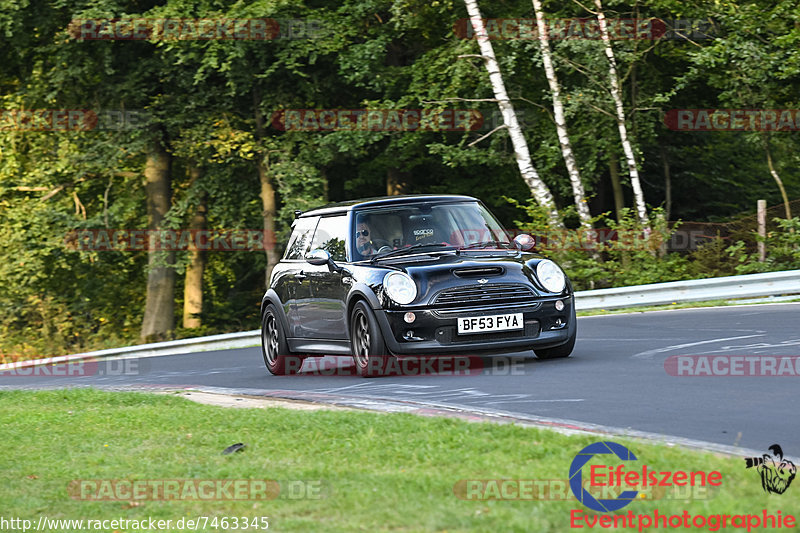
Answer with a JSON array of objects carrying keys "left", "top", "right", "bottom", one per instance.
[{"left": 1, "top": 0, "right": 798, "bottom": 359}]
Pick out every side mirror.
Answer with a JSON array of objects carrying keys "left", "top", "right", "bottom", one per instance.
[
  {"left": 305, "top": 248, "right": 331, "bottom": 266},
  {"left": 513, "top": 233, "right": 536, "bottom": 251},
  {"left": 306, "top": 248, "right": 349, "bottom": 276}
]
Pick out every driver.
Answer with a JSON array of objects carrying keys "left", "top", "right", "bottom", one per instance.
[{"left": 355, "top": 219, "right": 377, "bottom": 257}]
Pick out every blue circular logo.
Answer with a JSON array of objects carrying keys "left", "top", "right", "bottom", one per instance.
[{"left": 569, "top": 441, "right": 639, "bottom": 512}]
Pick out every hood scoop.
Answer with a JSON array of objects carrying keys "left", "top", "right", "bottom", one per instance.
[{"left": 452, "top": 266, "right": 504, "bottom": 278}]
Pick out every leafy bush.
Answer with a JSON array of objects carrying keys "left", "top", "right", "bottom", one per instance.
[
  {"left": 725, "top": 217, "right": 800, "bottom": 275},
  {"left": 509, "top": 198, "right": 800, "bottom": 290}
]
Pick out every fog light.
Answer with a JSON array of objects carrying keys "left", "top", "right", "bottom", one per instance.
[
  {"left": 404, "top": 312, "right": 416, "bottom": 324},
  {"left": 555, "top": 300, "right": 565, "bottom": 311}
]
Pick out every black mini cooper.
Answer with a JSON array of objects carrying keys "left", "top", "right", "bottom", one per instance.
[{"left": 260, "top": 195, "right": 576, "bottom": 376}]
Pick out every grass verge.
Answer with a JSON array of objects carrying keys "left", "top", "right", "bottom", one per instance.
[{"left": 1, "top": 389, "right": 797, "bottom": 532}]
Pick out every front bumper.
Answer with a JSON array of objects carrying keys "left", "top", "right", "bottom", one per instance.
[{"left": 374, "top": 296, "right": 575, "bottom": 356}]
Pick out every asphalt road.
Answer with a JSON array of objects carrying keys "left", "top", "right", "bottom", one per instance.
[{"left": 3, "top": 303, "right": 799, "bottom": 451}]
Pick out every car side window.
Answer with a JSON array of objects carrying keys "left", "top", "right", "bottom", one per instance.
[
  {"left": 309, "top": 214, "right": 349, "bottom": 262},
  {"left": 284, "top": 216, "right": 319, "bottom": 260}
]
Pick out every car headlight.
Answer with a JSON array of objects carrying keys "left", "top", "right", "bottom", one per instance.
[
  {"left": 536, "top": 260, "right": 566, "bottom": 293},
  {"left": 383, "top": 272, "right": 417, "bottom": 304}
]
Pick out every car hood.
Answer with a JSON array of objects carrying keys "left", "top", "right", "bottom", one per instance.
[{"left": 396, "top": 251, "right": 559, "bottom": 303}]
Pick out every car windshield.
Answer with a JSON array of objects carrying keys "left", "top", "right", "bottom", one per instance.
[{"left": 352, "top": 201, "right": 512, "bottom": 261}]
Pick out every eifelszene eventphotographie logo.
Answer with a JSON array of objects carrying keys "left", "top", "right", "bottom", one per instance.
[
  {"left": 569, "top": 441, "right": 640, "bottom": 512},
  {"left": 744, "top": 444, "right": 796, "bottom": 495},
  {"left": 568, "top": 441, "right": 722, "bottom": 513}
]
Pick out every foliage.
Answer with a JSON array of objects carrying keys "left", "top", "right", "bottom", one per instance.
[
  {"left": 0, "top": 0, "right": 799, "bottom": 357},
  {"left": 725, "top": 217, "right": 800, "bottom": 275},
  {"left": 512, "top": 202, "right": 800, "bottom": 290}
]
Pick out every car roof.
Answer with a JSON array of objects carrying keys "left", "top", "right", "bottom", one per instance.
[{"left": 297, "top": 194, "right": 479, "bottom": 218}]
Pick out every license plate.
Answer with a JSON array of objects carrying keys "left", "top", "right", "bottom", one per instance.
[{"left": 457, "top": 313, "right": 524, "bottom": 335}]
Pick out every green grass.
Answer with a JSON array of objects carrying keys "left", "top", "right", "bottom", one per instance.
[{"left": 1, "top": 389, "right": 797, "bottom": 532}]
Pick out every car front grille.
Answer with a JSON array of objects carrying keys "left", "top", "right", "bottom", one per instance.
[{"left": 432, "top": 283, "right": 535, "bottom": 308}]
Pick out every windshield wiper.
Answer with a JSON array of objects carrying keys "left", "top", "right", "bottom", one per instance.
[
  {"left": 370, "top": 242, "right": 449, "bottom": 262},
  {"left": 459, "top": 240, "right": 513, "bottom": 251}
]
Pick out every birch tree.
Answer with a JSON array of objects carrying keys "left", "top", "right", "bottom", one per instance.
[
  {"left": 463, "top": 0, "right": 562, "bottom": 228},
  {"left": 531, "top": 0, "right": 592, "bottom": 230},
  {"left": 765, "top": 141, "right": 792, "bottom": 220},
  {"left": 593, "top": 0, "right": 650, "bottom": 230}
]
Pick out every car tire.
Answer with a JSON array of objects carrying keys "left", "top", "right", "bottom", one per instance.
[
  {"left": 350, "top": 300, "right": 393, "bottom": 377},
  {"left": 534, "top": 330, "right": 576, "bottom": 360},
  {"left": 261, "top": 304, "right": 302, "bottom": 375}
]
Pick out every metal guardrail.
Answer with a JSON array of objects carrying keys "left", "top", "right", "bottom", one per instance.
[
  {"left": 0, "top": 330, "right": 261, "bottom": 372},
  {"left": 575, "top": 269, "right": 800, "bottom": 311},
  {"left": 3, "top": 270, "right": 799, "bottom": 371}
]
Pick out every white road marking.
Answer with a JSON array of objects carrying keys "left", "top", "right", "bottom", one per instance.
[
  {"left": 313, "top": 383, "right": 435, "bottom": 394},
  {"left": 307, "top": 384, "right": 584, "bottom": 407},
  {"left": 631, "top": 334, "right": 765, "bottom": 359},
  {"left": 692, "top": 338, "right": 800, "bottom": 355}
]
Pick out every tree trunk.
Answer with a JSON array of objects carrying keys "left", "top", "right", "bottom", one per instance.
[
  {"left": 254, "top": 90, "right": 280, "bottom": 287},
  {"left": 183, "top": 163, "right": 206, "bottom": 329},
  {"left": 659, "top": 143, "right": 672, "bottom": 221},
  {"left": 257, "top": 161, "right": 280, "bottom": 288},
  {"left": 630, "top": 3, "right": 640, "bottom": 140},
  {"left": 321, "top": 167, "right": 329, "bottom": 202},
  {"left": 594, "top": 0, "right": 649, "bottom": 230},
  {"left": 386, "top": 168, "right": 409, "bottom": 196},
  {"left": 607, "top": 152, "right": 630, "bottom": 266},
  {"left": 531, "top": 0, "right": 592, "bottom": 230},
  {"left": 464, "top": 0, "right": 561, "bottom": 228},
  {"left": 608, "top": 153, "right": 625, "bottom": 222},
  {"left": 765, "top": 141, "right": 792, "bottom": 220},
  {"left": 140, "top": 139, "right": 175, "bottom": 342}
]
